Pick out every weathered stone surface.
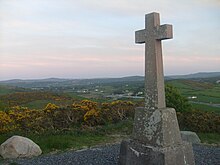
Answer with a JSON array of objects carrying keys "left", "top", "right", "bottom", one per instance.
[
  {"left": 135, "top": 12, "right": 173, "bottom": 110},
  {"left": 181, "top": 131, "right": 201, "bottom": 144},
  {"left": 119, "top": 139, "right": 195, "bottom": 165},
  {"left": 0, "top": 135, "right": 42, "bottom": 159},
  {"left": 119, "top": 12, "right": 195, "bottom": 165},
  {"left": 132, "top": 107, "right": 182, "bottom": 147}
]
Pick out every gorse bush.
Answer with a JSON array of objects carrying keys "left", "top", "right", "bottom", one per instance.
[
  {"left": 0, "top": 100, "right": 135, "bottom": 134},
  {"left": 177, "top": 110, "right": 220, "bottom": 133},
  {"left": 0, "top": 111, "right": 13, "bottom": 132}
]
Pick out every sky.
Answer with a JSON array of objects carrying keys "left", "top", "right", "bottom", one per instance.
[{"left": 0, "top": 0, "right": 220, "bottom": 80}]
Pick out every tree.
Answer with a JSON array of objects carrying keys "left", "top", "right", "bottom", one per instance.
[{"left": 165, "top": 84, "right": 192, "bottom": 112}]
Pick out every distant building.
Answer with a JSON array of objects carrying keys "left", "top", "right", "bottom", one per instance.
[
  {"left": 77, "top": 89, "right": 89, "bottom": 93},
  {"left": 188, "top": 96, "right": 197, "bottom": 99},
  {"left": 137, "top": 92, "right": 143, "bottom": 95},
  {"left": 127, "top": 92, "right": 133, "bottom": 96}
]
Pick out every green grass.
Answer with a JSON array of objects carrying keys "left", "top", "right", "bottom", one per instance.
[
  {"left": 31, "top": 132, "right": 114, "bottom": 153},
  {"left": 167, "top": 80, "right": 220, "bottom": 97},
  {"left": 96, "top": 119, "right": 133, "bottom": 135},
  {"left": 0, "top": 132, "right": 103, "bottom": 164},
  {"left": 198, "top": 133, "right": 220, "bottom": 145},
  {"left": 167, "top": 80, "right": 220, "bottom": 112},
  {"left": 0, "top": 85, "right": 15, "bottom": 95},
  {"left": 0, "top": 132, "right": 114, "bottom": 154},
  {"left": 191, "top": 95, "right": 220, "bottom": 104},
  {"left": 22, "top": 100, "right": 55, "bottom": 109},
  {"left": 65, "top": 92, "right": 86, "bottom": 100},
  {"left": 188, "top": 89, "right": 219, "bottom": 99},
  {"left": 0, "top": 120, "right": 133, "bottom": 154},
  {"left": 191, "top": 103, "right": 220, "bottom": 113}
]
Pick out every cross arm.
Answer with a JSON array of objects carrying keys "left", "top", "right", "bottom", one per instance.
[
  {"left": 135, "top": 29, "right": 146, "bottom": 44},
  {"left": 155, "top": 24, "right": 173, "bottom": 40}
]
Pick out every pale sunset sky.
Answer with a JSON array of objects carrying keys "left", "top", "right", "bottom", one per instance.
[{"left": 0, "top": 0, "right": 220, "bottom": 80}]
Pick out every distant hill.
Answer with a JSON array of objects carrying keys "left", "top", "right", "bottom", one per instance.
[
  {"left": 168, "top": 72, "right": 220, "bottom": 79},
  {"left": 0, "top": 78, "right": 76, "bottom": 88},
  {"left": 78, "top": 76, "right": 144, "bottom": 84},
  {"left": 0, "top": 76, "right": 145, "bottom": 88},
  {"left": 0, "top": 78, "right": 69, "bottom": 83},
  {"left": 0, "top": 72, "right": 219, "bottom": 88}
]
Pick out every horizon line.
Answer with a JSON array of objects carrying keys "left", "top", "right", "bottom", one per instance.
[{"left": 0, "top": 71, "right": 220, "bottom": 81}]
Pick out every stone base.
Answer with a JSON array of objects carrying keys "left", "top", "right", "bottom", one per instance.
[{"left": 119, "top": 139, "right": 195, "bottom": 165}]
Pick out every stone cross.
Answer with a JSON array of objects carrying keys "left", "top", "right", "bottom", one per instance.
[
  {"left": 119, "top": 12, "right": 195, "bottom": 165},
  {"left": 135, "top": 12, "right": 172, "bottom": 110}
]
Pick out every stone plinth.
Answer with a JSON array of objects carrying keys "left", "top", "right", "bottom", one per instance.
[{"left": 119, "top": 107, "right": 195, "bottom": 165}]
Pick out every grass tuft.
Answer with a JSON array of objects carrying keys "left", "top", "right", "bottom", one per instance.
[{"left": 198, "top": 133, "right": 220, "bottom": 145}]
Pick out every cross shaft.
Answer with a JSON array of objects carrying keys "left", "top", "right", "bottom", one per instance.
[{"left": 135, "top": 12, "right": 173, "bottom": 110}]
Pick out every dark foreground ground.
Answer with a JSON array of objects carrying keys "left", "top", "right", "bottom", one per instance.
[{"left": 3, "top": 144, "right": 220, "bottom": 165}]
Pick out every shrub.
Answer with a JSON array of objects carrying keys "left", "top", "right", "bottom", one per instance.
[
  {"left": 81, "top": 100, "right": 98, "bottom": 111},
  {"left": 0, "top": 111, "right": 14, "bottom": 133},
  {"left": 99, "top": 103, "right": 114, "bottom": 123},
  {"left": 165, "top": 85, "right": 192, "bottom": 112},
  {"left": 177, "top": 110, "right": 220, "bottom": 133},
  {"left": 84, "top": 109, "right": 100, "bottom": 126},
  {"left": 44, "top": 103, "right": 59, "bottom": 112},
  {"left": 8, "top": 106, "right": 32, "bottom": 131},
  {"left": 110, "top": 101, "right": 134, "bottom": 121}
]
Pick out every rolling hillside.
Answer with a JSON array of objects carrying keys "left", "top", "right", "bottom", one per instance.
[
  {"left": 0, "top": 72, "right": 219, "bottom": 111},
  {"left": 0, "top": 72, "right": 219, "bottom": 88}
]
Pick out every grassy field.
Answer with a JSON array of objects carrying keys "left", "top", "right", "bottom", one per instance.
[
  {"left": 167, "top": 80, "right": 220, "bottom": 112},
  {"left": 198, "top": 133, "right": 220, "bottom": 145},
  {"left": 191, "top": 95, "right": 220, "bottom": 104},
  {"left": 0, "top": 133, "right": 118, "bottom": 164},
  {"left": 192, "top": 102, "right": 220, "bottom": 113},
  {"left": 0, "top": 120, "right": 133, "bottom": 154},
  {"left": 0, "top": 85, "right": 18, "bottom": 96},
  {"left": 23, "top": 100, "right": 56, "bottom": 109}
]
